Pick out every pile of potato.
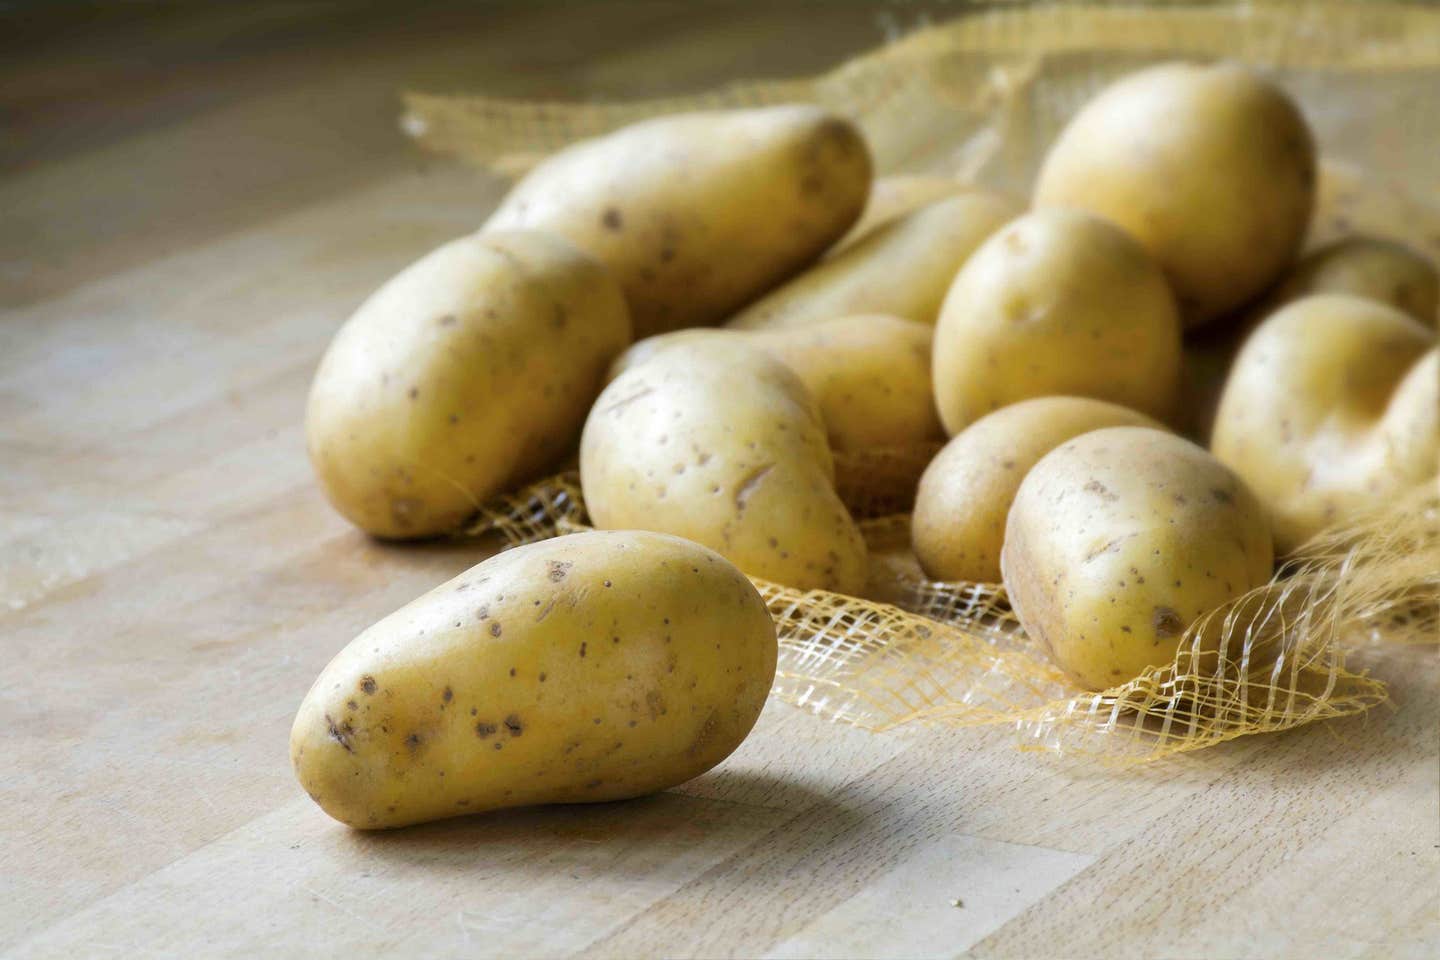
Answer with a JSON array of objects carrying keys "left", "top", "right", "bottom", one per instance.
[{"left": 293, "top": 63, "right": 1438, "bottom": 828}]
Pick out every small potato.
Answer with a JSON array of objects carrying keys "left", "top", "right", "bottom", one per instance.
[
  {"left": 931, "top": 209, "right": 1182, "bottom": 435},
  {"left": 608, "top": 314, "right": 941, "bottom": 451},
  {"left": 484, "top": 105, "right": 871, "bottom": 337},
  {"left": 1211, "top": 294, "right": 1438, "bottom": 553},
  {"left": 581, "top": 342, "right": 867, "bottom": 593},
  {"left": 912, "top": 397, "right": 1164, "bottom": 583},
  {"left": 726, "top": 192, "right": 1017, "bottom": 330},
  {"left": 291, "top": 531, "right": 776, "bottom": 829},
  {"left": 830, "top": 175, "right": 974, "bottom": 253},
  {"left": 306, "top": 231, "right": 629, "bottom": 539},
  {"left": 1265, "top": 236, "right": 1438, "bottom": 325},
  {"left": 1003, "top": 427, "right": 1274, "bottom": 690},
  {"left": 1035, "top": 61, "right": 1315, "bottom": 326}
]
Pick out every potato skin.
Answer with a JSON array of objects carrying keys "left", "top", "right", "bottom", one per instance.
[
  {"left": 1034, "top": 61, "right": 1315, "bottom": 326},
  {"left": 831, "top": 175, "right": 974, "bottom": 253},
  {"left": 931, "top": 209, "right": 1182, "bottom": 435},
  {"left": 1211, "top": 294, "right": 1438, "bottom": 553},
  {"left": 305, "top": 232, "right": 629, "bottom": 539},
  {"left": 912, "top": 397, "right": 1164, "bottom": 584},
  {"left": 1002, "top": 427, "right": 1274, "bottom": 691},
  {"left": 291, "top": 531, "right": 776, "bottom": 829},
  {"left": 1265, "top": 236, "right": 1438, "bottom": 325},
  {"left": 484, "top": 106, "right": 871, "bottom": 337},
  {"left": 726, "top": 192, "right": 1017, "bottom": 330},
  {"left": 607, "top": 314, "right": 942, "bottom": 451},
  {"left": 581, "top": 342, "right": 867, "bottom": 594}
]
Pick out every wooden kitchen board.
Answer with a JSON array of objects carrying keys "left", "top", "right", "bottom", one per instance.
[{"left": 2, "top": 3, "right": 1436, "bottom": 957}]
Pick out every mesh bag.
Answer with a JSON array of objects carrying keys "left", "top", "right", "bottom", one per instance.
[{"left": 434, "top": 1, "right": 1439, "bottom": 762}]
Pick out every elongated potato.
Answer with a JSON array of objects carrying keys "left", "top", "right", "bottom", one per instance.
[
  {"left": 484, "top": 106, "right": 871, "bottom": 337},
  {"left": 306, "top": 231, "right": 630, "bottom": 539},
  {"left": 726, "top": 192, "right": 1017, "bottom": 330},
  {"left": 831, "top": 175, "right": 973, "bottom": 253},
  {"left": 1035, "top": 62, "right": 1315, "bottom": 326},
  {"left": 581, "top": 342, "right": 867, "bottom": 593},
  {"left": 931, "top": 209, "right": 1182, "bottom": 435},
  {"left": 1211, "top": 294, "right": 1438, "bottom": 553},
  {"left": 608, "top": 314, "right": 941, "bottom": 451},
  {"left": 291, "top": 531, "right": 776, "bottom": 829},
  {"left": 1003, "top": 427, "right": 1274, "bottom": 690},
  {"left": 912, "top": 397, "right": 1164, "bottom": 583}
]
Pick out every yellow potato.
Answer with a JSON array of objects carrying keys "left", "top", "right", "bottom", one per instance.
[
  {"left": 1178, "top": 236, "right": 1438, "bottom": 443},
  {"left": 726, "top": 192, "right": 1017, "bottom": 330},
  {"left": 484, "top": 105, "right": 871, "bottom": 337},
  {"left": 830, "top": 175, "right": 973, "bottom": 253},
  {"left": 1035, "top": 61, "right": 1315, "bottom": 326},
  {"left": 581, "top": 342, "right": 867, "bottom": 593},
  {"left": 1002, "top": 427, "right": 1274, "bottom": 690},
  {"left": 607, "top": 314, "right": 941, "bottom": 451},
  {"left": 291, "top": 531, "right": 776, "bottom": 829},
  {"left": 912, "top": 397, "right": 1164, "bottom": 584},
  {"left": 931, "top": 209, "right": 1182, "bottom": 435},
  {"left": 1266, "top": 236, "right": 1438, "bottom": 325},
  {"left": 306, "top": 231, "right": 629, "bottom": 539},
  {"left": 1211, "top": 293, "right": 1438, "bottom": 554}
]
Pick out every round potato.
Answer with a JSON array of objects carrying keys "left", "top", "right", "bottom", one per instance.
[
  {"left": 1034, "top": 61, "right": 1315, "bottom": 326},
  {"left": 1211, "top": 293, "right": 1438, "bottom": 553},
  {"left": 608, "top": 314, "right": 941, "bottom": 451},
  {"left": 484, "top": 105, "right": 871, "bottom": 337},
  {"left": 1003, "top": 427, "right": 1274, "bottom": 691},
  {"left": 931, "top": 209, "right": 1182, "bottom": 435},
  {"left": 912, "top": 397, "right": 1164, "bottom": 583},
  {"left": 581, "top": 341, "right": 867, "bottom": 594},
  {"left": 1264, "top": 236, "right": 1438, "bottom": 325},
  {"left": 1178, "top": 236, "right": 1438, "bottom": 443},
  {"left": 306, "top": 231, "right": 630, "bottom": 539},
  {"left": 291, "top": 531, "right": 776, "bottom": 829},
  {"left": 726, "top": 191, "right": 1017, "bottom": 330}
]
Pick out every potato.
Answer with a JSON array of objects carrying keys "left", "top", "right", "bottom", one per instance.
[
  {"left": 1264, "top": 236, "right": 1438, "bottom": 325},
  {"left": 306, "top": 231, "right": 630, "bottom": 539},
  {"left": 1178, "top": 236, "right": 1438, "bottom": 444},
  {"left": 483, "top": 105, "right": 871, "bottom": 337},
  {"left": 912, "top": 397, "right": 1164, "bottom": 583},
  {"left": 581, "top": 342, "right": 867, "bottom": 593},
  {"left": 1034, "top": 62, "right": 1315, "bottom": 326},
  {"left": 1002, "top": 427, "right": 1274, "bottom": 690},
  {"left": 291, "top": 531, "right": 776, "bottom": 829},
  {"left": 726, "top": 192, "right": 1017, "bottom": 330},
  {"left": 831, "top": 175, "right": 973, "bottom": 253},
  {"left": 608, "top": 314, "right": 941, "bottom": 451},
  {"left": 1211, "top": 293, "right": 1438, "bottom": 554},
  {"left": 931, "top": 209, "right": 1182, "bottom": 435}
]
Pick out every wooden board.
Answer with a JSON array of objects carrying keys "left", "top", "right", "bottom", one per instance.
[{"left": 3, "top": 4, "right": 1436, "bottom": 957}]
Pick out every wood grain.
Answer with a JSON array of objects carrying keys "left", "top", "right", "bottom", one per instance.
[{"left": 3, "top": 3, "right": 1436, "bottom": 957}]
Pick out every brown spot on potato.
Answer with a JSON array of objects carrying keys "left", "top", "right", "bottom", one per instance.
[
  {"left": 490, "top": 622, "right": 503, "bottom": 637},
  {"left": 579, "top": 642, "right": 587, "bottom": 658},
  {"left": 503, "top": 714, "right": 524, "bottom": 736},
  {"left": 324, "top": 714, "right": 354, "bottom": 753},
  {"left": 601, "top": 207, "right": 623, "bottom": 231},
  {"left": 547, "top": 560, "right": 573, "bottom": 582},
  {"left": 475, "top": 722, "right": 497, "bottom": 738},
  {"left": 1083, "top": 480, "right": 1118, "bottom": 502},
  {"left": 646, "top": 690, "right": 667, "bottom": 719},
  {"left": 404, "top": 733, "right": 423, "bottom": 752},
  {"left": 442, "top": 687, "right": 453, "bottom": 702},
  {"left": 359, "top": 676, "right": 377, "bottom": 695},
  {"left": 1153, "top": 606, "right": 1184, "bottom": 638}
]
